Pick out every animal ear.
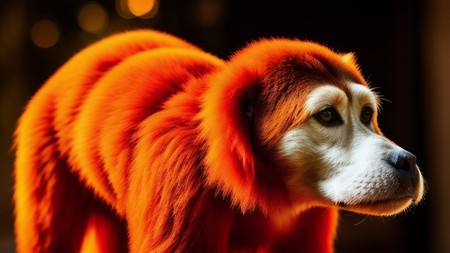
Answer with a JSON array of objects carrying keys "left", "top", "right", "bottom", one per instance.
[
  {"left": 341, "top": 52, "right": 357, "bottom": 65},
  {"left": 199, "top": 65, "right": 261, "bottom": 212}
]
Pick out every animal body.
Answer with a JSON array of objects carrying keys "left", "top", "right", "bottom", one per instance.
[{"left": 14, "top": 30, "right": 424, "bottom": 253}]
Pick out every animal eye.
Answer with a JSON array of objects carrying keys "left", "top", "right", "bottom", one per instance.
[
  {"left": 314, "top": 107, "right": 343, "bottom": 126},
  {"left": 360, "top": 106, "right": 374, "bottom": 125}
]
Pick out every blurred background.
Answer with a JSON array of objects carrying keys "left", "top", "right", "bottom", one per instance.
[{"left": 0, "top": 0, "right": 449, "bottom": 252}]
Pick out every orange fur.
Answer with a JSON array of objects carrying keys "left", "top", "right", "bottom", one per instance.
[{"left": 14, "top": 30, "right": 366, "bottom": 252}]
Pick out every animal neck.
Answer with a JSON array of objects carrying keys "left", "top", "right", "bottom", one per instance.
[{"left": 227, "top": 206, "right": 338, "bottom": 252}]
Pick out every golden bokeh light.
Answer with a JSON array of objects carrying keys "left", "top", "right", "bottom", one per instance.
[
  {"left": 115, "top": 0, "right": 134, "bottom": 19},
  {"left": 139, "top": 0, "right": 159, "bottom": 19},
  {"left": 128, "top": 0, "right": 155, "bottom": 17},
  {"left": 30, "top": 19, "right": 60, "bottom": 48},
  {"left": 116, "top": 0, "right": 158, "bottom": 19},
  {"left": 78, "top": 2, "right": 109, "bottom": 33}
]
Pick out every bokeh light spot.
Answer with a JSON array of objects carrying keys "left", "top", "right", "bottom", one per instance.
[
  {"left": 30, "top": 19, "right": 60, "bottom": 49},
  {"left": 78, "top": 2, "right": 109, "bottom": 33},
  {"left": 128, "top": 0, "right": 155, "bottom": 17},
  {"left": 116, "top": 0, "right": 134, "bottom": 19}
]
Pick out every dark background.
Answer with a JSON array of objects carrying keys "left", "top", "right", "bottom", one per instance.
[{"left": 1, "top": 0, "right": 449, "bottom": 252}]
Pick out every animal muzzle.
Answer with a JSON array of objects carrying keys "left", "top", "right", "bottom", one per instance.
[{"left": 386, "top": 149, "right": 422, "bottom": 201}]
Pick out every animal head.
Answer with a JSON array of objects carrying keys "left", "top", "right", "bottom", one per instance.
[{"left": 199, "top": 39, "right": 424, "bottom": 216}]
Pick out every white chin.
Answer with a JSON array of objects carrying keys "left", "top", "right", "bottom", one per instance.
[{"left": 337, "top": 196, "right": 415, "bottom": 216}]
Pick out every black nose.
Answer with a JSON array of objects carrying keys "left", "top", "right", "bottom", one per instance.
[{"left": 387, "top": 150, "right": 417, "bottom": 171}]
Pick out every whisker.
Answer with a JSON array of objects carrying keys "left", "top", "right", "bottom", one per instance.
[{"left": 353, "top": 215, "right": 369, "bottom": 226}]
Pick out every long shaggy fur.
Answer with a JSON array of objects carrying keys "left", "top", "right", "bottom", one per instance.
[{"left": 14, "top": 30, "right": 367, "bottom": 252}]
